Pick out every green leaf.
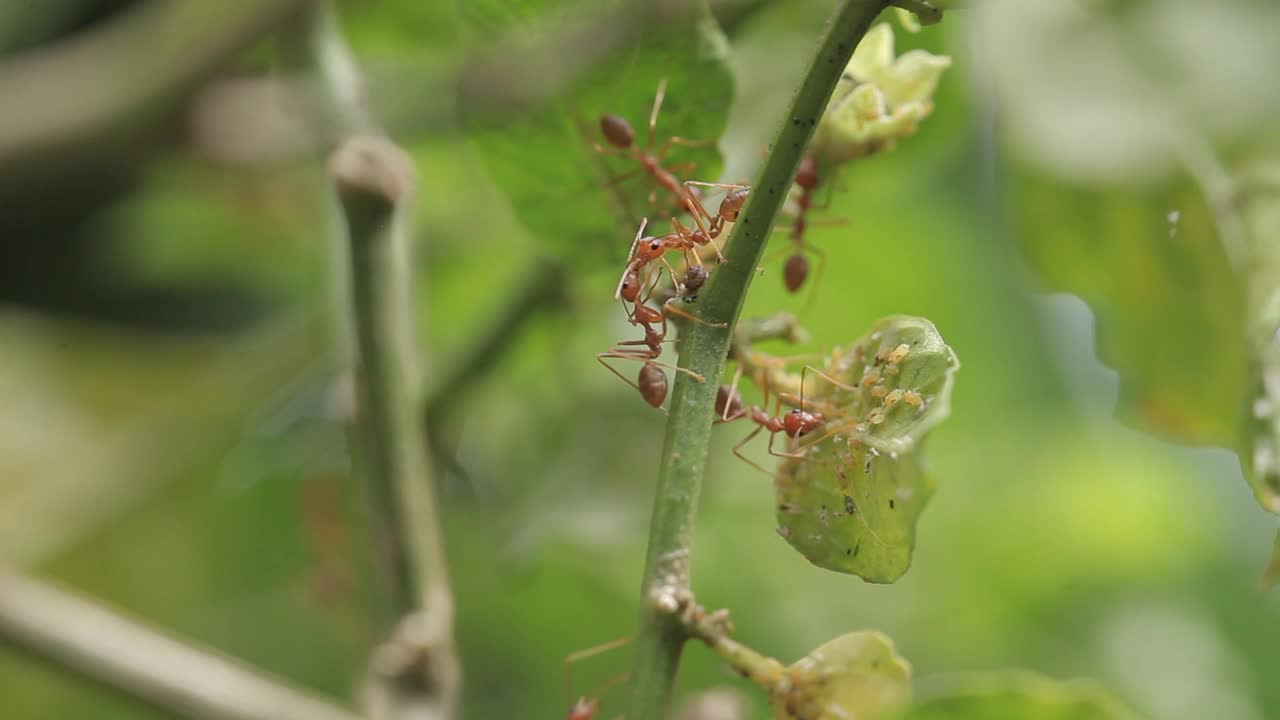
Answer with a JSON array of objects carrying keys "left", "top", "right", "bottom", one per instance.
[
  {"left": 985, "top": 0, "right": 1280, "bottom": 515},
  {"left": 459, "top": 2, "right": 734, "bottom": 262},
  {"left": 775, "top": 316, "right": 959, "bottom": 582},
  {"left": 777, "top": 631, "right": 913, "bottom": 720},
  {"left": 1013, "top": 170, "right": 1246, "bottom": 445},
  {"left": 900, "top": 672, "right": 1144, "bottom": 720},
  {"left": 1008, "top": 166, "right": 1280, "bottom": 513}
]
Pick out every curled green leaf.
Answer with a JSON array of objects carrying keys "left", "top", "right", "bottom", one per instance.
[
  {"left": 774, "top": 316, "right": 959, "bottom": 582},
  {"left": 777, "top": 631, "right": 913, "bottom": 720}
]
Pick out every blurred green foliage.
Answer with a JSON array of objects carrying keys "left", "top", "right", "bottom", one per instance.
[{"left": 1, "top": 1, "right": 1278, "bottom": 720}]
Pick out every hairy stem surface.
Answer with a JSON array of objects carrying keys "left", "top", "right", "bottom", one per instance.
[{"left": 625, "top": 2, "right": 890, "bottom": 718}]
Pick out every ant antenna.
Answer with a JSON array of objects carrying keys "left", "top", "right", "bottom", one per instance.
[
  {"left": 615, "top": 218, "right": 649, "bottom": 300},
  {"left": 649, "top": 78, "right": 668, "bottom": 151},
  {"left": 799, "top": 364, "right": 809, "bottom": 412}
]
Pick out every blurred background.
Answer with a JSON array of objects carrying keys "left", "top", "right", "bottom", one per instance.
[{"left": 1, "top": 0, "right": 1278, "bottom": 718}]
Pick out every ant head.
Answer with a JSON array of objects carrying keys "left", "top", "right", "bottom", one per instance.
[
  {"left": 600, "top": 115, "right": 635, "bottom": 150},
  {"left": 795, "top": 156, "right": 820, "bottom": 190},
  {"left": 635, "top": 236, "right": 667, "bottom": 262},
  {"left": 784, "top": 409, "right": 823, "bottom": 438}
]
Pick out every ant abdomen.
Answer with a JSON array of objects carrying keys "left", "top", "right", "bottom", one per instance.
[
  {"left": 638, "top": 363, "right": 668, "bottom": 408},
  {"left": 784, "top": 253, "right": 809, "bottom": 293},
  {"left": 715, "top": 384, "right": 745, "bottom": 421},
  {"left": 619, "top": 268, "right": 642, "bottom": 303},
  {"left": 599, "top": 115, "right": 635, "bottom": 150},
  {"left": 682, "top": 265, "right": 708, "bottom": 299}
]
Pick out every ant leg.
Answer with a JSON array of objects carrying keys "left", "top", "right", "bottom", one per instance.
[
  {"left": 657, "top": 135, "right": 716, "bottom": 159},
  {"left": 613, "top": 219, "right": 649, "bottom": 300},
  {"left": 732, "top": 425, "right": 774, "bottom": 478},
  {"left": 596, "top": 354, "right": 678, "bottom": 414},
  {"left": 643, "top": 357, "right": 705, "bottom": 383},
  {"left": 784, "top": 419, "right": 859, "bottom": 458},
  {"left": 800, "top": 243, "right": 827, "bottom": 317},
  {"left": 658, "top": 256, "right": 685, "bottom": 293},
  {"left": 683, "top": 181, "right": 751, "bottom": 191},
  {"left": 661, "top": 299, "right": 727, "bottom": 329},
  {"left": 592, "top": 143, "right": 632, "bottom": 158},
  {"left": 664, "top": 161, "right": 698, "bottom": 176},
  {"left": 801, "top": 363, "right": 857, "bottom": 395},
  {"left": 564, "top": 637, "right": 633, "bottom": 712},
  {"left": 604, "top": 167, "right": 644, "bottom": 187},
  {"left": 670, "top": 217, "right": 716, "bottom": 265},
  {"left": 762, "top": 236, "right": 798, "bottom": 265},
  {"left": 597, "top": 353, "right": 651, "bottom": 396},
  {"left": 672, "top": 212, "right": 725, "bottom": 265},
  {"left": 766, "top": 427, "right": 827, "bottom": 461},
  {"left": 647, "top": 78, "right": 668, "bottom": 151},
  {"left": 776, "top": 393, "right": 838, "bottom": 417},
  {"left": 721, "top": 364, "right": 745, "bottom": 421}
]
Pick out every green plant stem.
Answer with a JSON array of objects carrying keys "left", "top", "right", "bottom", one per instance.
[
  {"left": 332, "top": 136, "right": 460, "bottom": 720},
  {"left": 625, "top": 2, "right": 889, "bottom": 718}
]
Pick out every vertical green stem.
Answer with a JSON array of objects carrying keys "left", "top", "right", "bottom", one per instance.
[
  {"left": 625, "top": 2, "right": 889, "bottom": 718},
  {"left": 332, "top": 136, "right": 460, "bottom": 719}
]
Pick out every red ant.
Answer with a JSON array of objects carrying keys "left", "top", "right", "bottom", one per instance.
[
  {"left": 613, "top": 184, "right": 750, "bottom": 304},
  {"left": 596, "top": 78, "right": 715, "bottom": 220},
  {"left": 670, "top": 181, "right": 750, "bottom": 263},
  {"left": 771, "top": 155, "right": 843, "bottom": 296},
  {"left": 718, "top": 363, "right": 854, "bottom": 475},
  {"left": 599, "top": 268, "right": 724, "bottom": 409}
]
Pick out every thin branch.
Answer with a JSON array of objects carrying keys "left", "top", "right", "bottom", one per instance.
[
  {"left": 0, "top": 565, "right": 362, "bottom": 720},
  {"left": 332, "top": 135, "right": 460, "bottom": 720},
  {"left": 291, "top": 4, "right": 460, "bottom": 717},
  {"left": 625, "top": 3, "right": 890, "bottom": 719}
]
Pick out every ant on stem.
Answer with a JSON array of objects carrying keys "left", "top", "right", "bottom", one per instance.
[
  {"left": 768, "top": 155, "right": 844, "bottom": 300},
  {"left": 599, "top": 262, "right": 725, "bottom": 409}
]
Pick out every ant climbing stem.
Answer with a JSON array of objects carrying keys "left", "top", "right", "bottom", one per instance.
[
  {"left": 599, "top": 271, "right": 726, "bottom": 409},
  {"left": 595, "top": 78, "right": 717, "bottom": 219},
  {"left": 768, "top": 155, "right": 844, "bottom": 307}
]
